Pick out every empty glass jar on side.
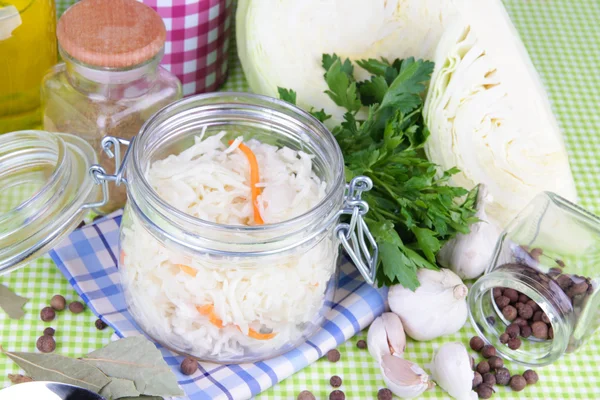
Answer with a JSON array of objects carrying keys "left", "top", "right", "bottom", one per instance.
[{"left": 469, "top": 192, "right": 600, "bottom": 366}]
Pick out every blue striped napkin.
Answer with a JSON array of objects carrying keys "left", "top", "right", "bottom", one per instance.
[{"left": 49, "top": 210, "right": 386, "bottom": 400}]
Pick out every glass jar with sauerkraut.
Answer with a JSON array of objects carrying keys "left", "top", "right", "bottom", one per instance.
[{"left": 99, "top": 93, "right": 378, "bottom": 363}]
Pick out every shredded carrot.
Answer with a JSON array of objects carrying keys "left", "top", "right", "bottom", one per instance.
[
  {"left": 119, "top": 250, "right": 126, "bottom": 266},
  {"left": 177, "top": 264, "right": 197, "bottom": 277},
  {"left": 196, "top": 304, "right": 224, "bottom": 328},
  {"left": 229, "top": 140, "right": 264, "bottom": 225},
  {"left": 247, "top": 327, "right": 278, "bottom": 340}
]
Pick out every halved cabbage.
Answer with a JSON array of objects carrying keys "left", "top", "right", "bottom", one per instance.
[
  {"left": 236, "top": 0, "right": 456, "bottom": 121},
  {"left": 424, "top": 0, "right": 577, "bottom": 227}
]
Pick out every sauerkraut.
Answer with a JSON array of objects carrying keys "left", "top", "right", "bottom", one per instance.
[{"left": 120, "top": 131, "right": 338, "bottom": 360}]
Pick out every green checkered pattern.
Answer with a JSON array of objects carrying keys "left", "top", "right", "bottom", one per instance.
[{"left": 2, "top": 0, "right": 600, "bottom": 399}]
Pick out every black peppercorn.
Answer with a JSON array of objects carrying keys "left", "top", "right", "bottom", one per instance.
[
  {"left": 493, "top": 287, "right": 503, "bottom": 299},
  {"left": 329, "top": 390, "right": 345, "bottom": 400},
  {"left": 513, "top": 317, "right": 528, "bottom": 328},
  {"left": 476, "top": 361, "right": 490, "bottom": 374},
  {"left": 40, "top": 307, "right": 55, "bottom": 322},
  {"left": 531, "top": 321, "right": 549, "bottom": 339},
  {"left": 505, "top": 323, "right": 520, "bottom": 339},
  {"left": 548, "top": 326, "right": 554, "bottom": 339},
  {"left": 518, "top": 294, "right": 530, "bottom": 303},
  {"left": 502, "top": 305, "right": 517, "bottom": 321},
  {"left": 68, "top": 301, "right": 85, "bottom": 314},
  {"left": 526, "top": 300, "right": 540, "bottom": 312},
  {"left": 476, "top": 384, "right": 494, "bottom": 399},
  {"left": 470, "top": 336, "right": 485, "bottom": 352},
  {"left": 495, "top": 368, "right": 511, "bottom": 386},
  {"left": 95, "top": 319, "right": 108, "bottom": 330},
  {"left": 483, "top": 372, "right": 496, "bottom": 386},
  {"left": 297, "top": 391, "right": 316, "bottom": 400},
  {"left": 180, "top": 357, "right": 198, "bottom": 375},
  {"left": 508, "top": 337, "right": 522, "bottom": 350},
  {"left": 503, "top": 288, "right": 519, "bottom": 304},
  {"left": 327, "top": 349, "right": 341, "bottom": 362},
  {"left": 532, "top": 310, "right": 543, "bottom": 322},
  {"left": 523, "top": 369, "right": 539, "bottom": 385},
  {"left": 43, "top": 327, "right": 55, "bottom": 336},
  {"left": 50, "top": 295, "right": 66, "bottom": 311},
  {"left": 473, "top": 371, "right": 483, "bottom": 388},
  {"left": 517, "top": 304, "right": 534, "bottom": 319},
  {"left": 495, "top": 295, "right": 510, "bottom": 309},
  {"left": 499, "top": 332, "right": 510, "bottom": 344},
  {"left": 541, "top": 312, "right": 551, "bottom": 324},
  {"left": 330, "top": 375, "right": 342, "bottom": 388},
  {"left": 521, "top": 325, "right": 533, "bottom": 338},
  {"left": 377, "top": 388, "right": 393, "bottom": 400},
  {"left": 481, "top": 345, "right": 496, "bottom": 359},
  {"left": 36, "top": 335, "right": 56, "bottom": 353},
  {"left": 356, "top": 340, "right": 367, "bottom": 349},
  {"left": 488, "top": 356, "right": 503, "bottom": 370},
  {"left": 510, "top": 375, "right": 527, "bottom": 391}
]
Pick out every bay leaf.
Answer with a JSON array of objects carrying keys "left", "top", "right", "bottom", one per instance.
[
  {"left": 0, "top": 346, "right": 110, "bottom": 393},
  {"left": 82, "top": 336, "right": 183, "bottom": 397},
  {"left": 0, "top": 284, "right": 28, "bottom": 319},
  {"left": 7, "top": 374, "right": 33, "bottom": 384},
  {"left": 100, "top": 377, "right": 140, "bottom": 399}
]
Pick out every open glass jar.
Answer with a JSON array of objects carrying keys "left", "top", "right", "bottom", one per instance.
[
  {"left": 0, "top": 93, "right": 378, "bottom": 364},
  {"left": 469, "top": 192, "right": 600, "bottom": 366}
]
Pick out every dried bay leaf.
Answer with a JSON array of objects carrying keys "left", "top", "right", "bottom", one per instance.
[
  {"left": 100, "top": 377, "right": 140, "bottom": 399},
  {"left": 0, "top": 346, "right": 110, "bottom": 393},
  {"left": 7, "top": 374, "right": 33, "bottom": 384},
  {"left": 82, "top": 336, "right": 183, "bottom": 397},
  {"left": 0, "top": 284, "right": 28, "bottom": 319}
]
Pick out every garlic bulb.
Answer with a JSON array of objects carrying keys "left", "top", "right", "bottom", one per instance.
[
  {"left": 437, "top": 185, "right": 503, "bottom": 279},
  {"left": 380, "top": 354, "right": 434, "bottom": 398},
  {"left": 367, "top": 312, "right": 407, "bottom": 362},
  {"left": 429, "top": 342, "right": 477, "bottom": 400},
  {"left": 388, "top": 268, "right": 468, "bottom": 341}
]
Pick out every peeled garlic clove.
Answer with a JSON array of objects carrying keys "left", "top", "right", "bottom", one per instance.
[
  {"left": 388, "top": 268, "right": 468, "bottom": 341},
  {"left": 437, "top": 184, "right": 502, "bottom": 279},
  {"left": 367, "top": 312, "right": 407, "bottom": 362},
  {"left": 380, "top": 354, "right": 434, "bottom": 399},
  {"left": 429, "top": 342, "right": 477, "bottom": 400}
]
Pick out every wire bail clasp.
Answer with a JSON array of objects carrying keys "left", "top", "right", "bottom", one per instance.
[
  {"left": 336, "top": 176, "right": 379, "bottom": 286},
  {"left": 83, "top": 136, "right": 134, "bottom": 210}
]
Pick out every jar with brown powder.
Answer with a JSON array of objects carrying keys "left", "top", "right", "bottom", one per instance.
[{"left": 42, "top": 0, "right": 182, "bottom": 213}]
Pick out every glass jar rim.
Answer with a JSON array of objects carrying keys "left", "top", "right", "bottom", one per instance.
[{"left": 128, "top": 92, "right": 346, "bottom": 239}]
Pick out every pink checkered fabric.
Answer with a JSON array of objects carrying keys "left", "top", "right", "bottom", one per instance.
[{"left": 141, "top": 0, "right": 232, "bottom": 96}]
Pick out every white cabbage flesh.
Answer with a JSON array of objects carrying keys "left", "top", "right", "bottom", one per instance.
[
  {"left": 236, "top": 0, "right": 457, "bottom": 121},
  {"left": 424, "top": 0, "right": 577, "bottom": 227}
]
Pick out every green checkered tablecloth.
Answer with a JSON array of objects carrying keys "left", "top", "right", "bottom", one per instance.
[{"left": 2, "top": 0, "right": 600, "bottom": 399}]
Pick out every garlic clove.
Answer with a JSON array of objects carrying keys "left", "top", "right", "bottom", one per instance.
[
  {"left": 367, "top": 312, "right": 407, "bottom": 362},
  {"left": 380, "top": 354, "right": 434, "bottom": 399},
  {"left": 429, "top": 342, "right": 477, "bottom": 400}
]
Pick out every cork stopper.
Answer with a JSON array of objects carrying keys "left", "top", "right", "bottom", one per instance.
[{"left": 57, "top": 0, "right": 166, "bottom": 68}]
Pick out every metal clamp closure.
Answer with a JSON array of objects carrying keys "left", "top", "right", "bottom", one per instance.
[
  {"left": 336, "top": 176, "right": 378, "bottom": 286},
  {"left": 83, "top": 136, "right": 134, "bottom": 210}
]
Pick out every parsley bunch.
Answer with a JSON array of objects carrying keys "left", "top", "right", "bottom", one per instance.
[{"left": 279, "top": 55, "right": 478, "bottom": 289}]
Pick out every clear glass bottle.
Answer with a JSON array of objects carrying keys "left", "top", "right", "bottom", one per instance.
[
  {"left": 469, "top": 192, "right": 600, "bottom": 366},
  {"left": 0, "top": 0, "right": 57, "bottom": 133},
  {"left": 41, "top": 0, "right": 182, "bottom": 214}
]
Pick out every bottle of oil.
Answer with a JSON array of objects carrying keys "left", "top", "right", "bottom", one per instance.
[{"left": 0, "top": 0, "right": 57, "bottom": 133}]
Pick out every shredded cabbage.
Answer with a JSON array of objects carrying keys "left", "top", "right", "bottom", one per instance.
[{"left": 120, "top": 132, "right": 337, "bottom": 360}]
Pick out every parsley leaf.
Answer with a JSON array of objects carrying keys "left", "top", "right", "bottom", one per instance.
[
  {"left": 324, "top": 58, "right": 362, "bottom": 112},
  {"left": 277, "top": 87, "right": 297, "bottom": 104}
]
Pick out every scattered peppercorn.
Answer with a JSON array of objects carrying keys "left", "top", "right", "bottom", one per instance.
[
  {"left": 499, "top": 333, "right": 509, "bottom": 344},
  {"left": 50, "top": 295, "right": 66, "bottom": 311},
  {"left": 505, "top": 323, "right": 520, "bottom": 339},
  {"left": 521, "top": 325, "right": 532, "bottom": 338},
  {"left": 488, "top": 356, "right": 503, "bottom": 370},
  {"left": 476, "top": 384, "right": 494, "bottom": 399},
  {"left": 297, "top": 390, "right": 316, "bottom": 400},
  {"left": 503, "top": 288, "right": 519, "bottom": 304},
  {"left": 531, "top": 321, "right": 549, "bottom": 340},
  {"left": 470, "top": 336, "right": 485, "bottom": 352},
  {"left": 377, "top": 388, "right": 393, "bottom": 400},
  {"left": 43, "top": 327, "right": 55, "bottom": 336},
  {"left": 476, "top": 361, "right": 490, "bottom": 374},
  {"left": 36, "top": 335, "right": 55, "bottom": 353},
  {"left": 180, "top": 357, "right": 198, "bottom": 375},
  {"left": 523, "top": 369, "right": 539, "bottom": 385},
  {"left": 327, "top": 349, "right": 341, "bottom": 363},
  {"left": 40, "top": 307, "right": 55, "bottom": 322},
  {"left": 95, "top": 319, "right": 107, "bottom": 330},
  {"left": 510, "top": 375, "right": 527, "bottom": 391},
  {"left": 493, "top": 287, "right": 503, "bottom": 298},
  {"left": 356, "top": 340, "right": 367, "bottom": 349},
  {"left": 472, "top": 371, "right": 483, "bottom": 388},
  {"left": 502, "top": 305, "right": 517, "bottom": 321},
  {"left": 68, "top": 301, "right": 85, "bottom": 314},
  {"left": 495, "top": 368, "right": 511, "bottom": 386},
  {"left": 483, "top": 372, "right": 496, "bottom": 386},
  {"left": 329, "top": 389, "right": 345, "bottom": 400},
  {"left": 508, "top": 337, "right": 522, "bottom": 350},
  {"left": 495, "top": 296, "right": 510, "bottom": 309},
  {"left": 481, "top": 345, "right": 496, "bottom": 359},
  {"left": 330, "top": 375, "right": 342, "bottom": 388}
]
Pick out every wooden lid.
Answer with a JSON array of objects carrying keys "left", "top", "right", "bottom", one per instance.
[{"left": 57, "top": 0, "right": 166, "bottom": 68}]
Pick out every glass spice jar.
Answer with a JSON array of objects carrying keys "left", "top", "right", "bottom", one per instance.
[
  {"left": 41, "top": 0, "right": 182, "bottom": 214},
  {"left": 469, "top": 192, "right": 600, "bottom": 366}
]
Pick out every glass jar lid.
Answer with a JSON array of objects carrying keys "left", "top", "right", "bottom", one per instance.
[{"left": 0, "top": 131, "right": 100, "bottom": 274}]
